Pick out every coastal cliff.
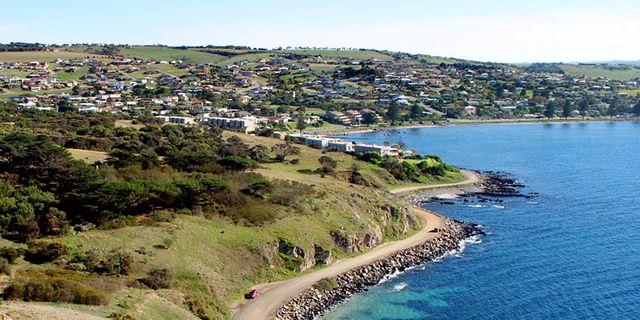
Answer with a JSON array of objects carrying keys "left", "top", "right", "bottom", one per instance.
[{"left": 276, "top": 219, "right": 483, "bottom": 320}]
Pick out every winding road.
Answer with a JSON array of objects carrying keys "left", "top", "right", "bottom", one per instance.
[{"left": 233, "top": 170, "right": 481, "bottom": 320}]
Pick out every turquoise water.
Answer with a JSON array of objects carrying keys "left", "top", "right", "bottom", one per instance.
[{"left": 324, "top": 122, "right": 640, "bottom": 320}]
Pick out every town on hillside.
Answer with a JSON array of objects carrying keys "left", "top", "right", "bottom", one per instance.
[{"left": 1, "top": 43, "right": 640, "bottom": 138}]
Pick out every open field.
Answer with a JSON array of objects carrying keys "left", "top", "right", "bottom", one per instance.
[
  {"left": 67, "top": 148, "right": 109, "bottom": 164},
  {"left": 559, "top": 64, "right": 640, "bottom": 80},
  {"left": 216, "top": 53, "right": 274, "bottom": 66},
  {"left": 0, "top": 88, "right": 72, "bottom": 99},
  {"left": 616, "top": 89, "right": 640, "bottom": 96},
  {"left": 0, "top": 51, "right": 102, "bottom": 62},
  {"left": 120, "top": 47, "right": 227, "bottom": 64},
  {"left": 277, "top": 50, "right": 393, "bottom": 61}
]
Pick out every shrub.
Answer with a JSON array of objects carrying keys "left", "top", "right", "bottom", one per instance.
[
  {"left": 318, "top": 156, "right": 338, "bottom": 173},
  {"left": 0, "top": 257, "right": 11, "bottom": 274},
  {"left": 423, "top": 154, "right": 442, "bottom": 162},
  {"left": 67, "top": 250, "right": 133, "bottom": 276},
  {"left": 312, "top": 278, "right": 337, "bottom": 292},
  {"left": 140, "top": 268, "right": 172, "bottom": 289},
  {"left": 218, "top": 156, "right": 257, "bottom": 171},
  {"left": 3, "top": 269, "right": 107, "bottom": 305},
  {"left": 419, "top": 162, "right": 446, "bottom": 177},
  {"left": 24, "top": 242, "right": 67, "bottom": 264},
  {"left": 380, "top": 158, "right": 406, "bottom": 180},
  {"left": 149, "top": 210, "right": 175, "bottom": 223},
  {"left": 0, "top": 246, "right": 25, "bottom": 264},
  {"left": 401, "top": 161, "right": 422, "bottom": 182},
  {"left": 356, "top": 152, "right": 382, "bottom": 165}
]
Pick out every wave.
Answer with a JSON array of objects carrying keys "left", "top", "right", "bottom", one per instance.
[
  {"left": 492, "top": 205, "right": 506, "bottom": 209},
  {"left": 468, "top": 204, "right": 483, "bottom": 208},
  {"left": 439, "top": 235, "right": 483, "bottom": 259},
  {"left": 391, "top": 282, "right": 408, "bottom": 292}
]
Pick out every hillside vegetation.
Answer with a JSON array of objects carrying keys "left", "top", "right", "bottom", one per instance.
[
  {"left": 119, "top": 47, "right": 228, "bottom": 64},
  {"left": 0, "top": 106, "right": 461, "bottom": 319},
  {"left": 559, "top": 64, "right": 640, "bottom": 80}
]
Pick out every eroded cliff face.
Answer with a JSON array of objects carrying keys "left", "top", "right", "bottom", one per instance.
[{"left": 273, "top": 190, "right": 418, "bottom": 271}]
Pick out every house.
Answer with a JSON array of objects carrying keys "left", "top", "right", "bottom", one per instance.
[
  {"left": 327, "top": 141, "right": 355, "bottom": 153},
  {"left": 205, "top": 116, "right": 258, "bottom": 133},
  {"left": 305, "top": 137, "right": 341, "bottom": 149},
  {"left": 354, "top": 144, "right": 399, "bottom": 157},
  {"left": 168, "top": 116, "right": 197, "bottom": 125},
  {"left": 464, "top": 106, "right": 477, "bottom": 115}
]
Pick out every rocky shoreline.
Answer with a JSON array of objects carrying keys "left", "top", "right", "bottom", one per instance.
[
  {"left": 416, "top": 171, "right": 537, "bottom": 206},
  {"left": 275, "top": 219, "right": 484, "bottom": 320}
]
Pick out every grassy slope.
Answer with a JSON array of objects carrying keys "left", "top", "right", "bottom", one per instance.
[
  {"left": 215, "top": 53, "right": 274, "bottom": 66},
  {"left": 277, "top": 50, "right": 393, "bottom": 61},
  {"left": 559, "top": 64, "right": 640, "bottom": 80},
  {"left": 7, "top": 134, "right": 434, "bottom": 319},
  {"left": 119, "top": 47, "right": 227, "bottom": 64},
  {"left": 0, "top": 51, "right": 103, "bottom": 62}
]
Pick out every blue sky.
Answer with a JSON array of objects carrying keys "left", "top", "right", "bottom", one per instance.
[{"left": 1, "top": 0, "right": 638, "bottom": 63}]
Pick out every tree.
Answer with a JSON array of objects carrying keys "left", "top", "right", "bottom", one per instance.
[
  {"left": 578, "top": 96, "right": 591, "bottom": 118},
  {"left": 362, "top": 112, "right": 378, "bottom": 125},
  {"left": 409, "top": 104, "right": 423, "bottom": 120},
  {"left": 296, "top": 112, "right": 306, "bottom": 132},
  {"left": 562, "top": 99, "right": 573, "bottom": 119},
  {"left": 544, "top": 101, "right": 556, "bottom": 119},
  {"left": 386, "top": 103, "right": 400, "bottom": 122},
  {"left": 248, "top": 145, "right": 270, "bottom": 162},
  {"left": 633, "top": 99, "right": 640, "bottom": 117},
  {"left": 318, "top": 156, "right": 337, "bottom": 173},
  {"left": 271, "top": 143, "right": 300, "bottom": 162},
  {"left": 607, "top": 99, "right": 619, "bottom": 118}
]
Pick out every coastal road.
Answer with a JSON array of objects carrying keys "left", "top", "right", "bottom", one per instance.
[
  {"left": 390, "top": 169, "right": 481, "bottom": 195},
  {"left": 233, "top": 171, "right": 481, "bottom": 320}
]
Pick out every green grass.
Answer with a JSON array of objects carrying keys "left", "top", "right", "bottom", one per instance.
[
  {"left": 616, "top": 89, "right": 640, "bottom": 96},
  {"left": 56, "top": 66, "right": 90, "bottom": 80},
  {"left": 6, "top": 133, "right": 446, "bottom": 320},
  {"left": 0, "top": 51, "right": 102, "bottom": 62},
  {"left": 559, "top": 64, "right": 640, "bottom": 80},
  {"left": 0, "top": 69, "right": 29, "bottom": 78},
  {"left": 308, "top": 63, "right": 342, "bottom": 72},
  {"left": 132, "top": 296, "right": 197, "bottom": 320},
  {"left": 120, "top": 47, "right": 227, "bottom": 64},
  {"left": 215, "top": 53, "right": 274, "bottom": 66},
  {"left": 304, "top": 107, "right": 326, "bottom": 116},
  {"left": 277, "top": 50, "right": 393, "bottom": 61},
  {"left": 0, "top": 88, "right": 72, "bottom": 99}
]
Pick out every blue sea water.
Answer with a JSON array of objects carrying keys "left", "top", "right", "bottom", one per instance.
[{"left": 323, "top": 122, "right": 640, "bottom": 320}]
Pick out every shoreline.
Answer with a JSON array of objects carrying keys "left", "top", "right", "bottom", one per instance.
[
  {"left": 276, "top": 219, "right": 483, "bottom": 319},
  {"left": 233, "top": 172, "right": 482, "bottom": 320},
  {"left": 306, "top": 117, "right": 639, "bottom": 136}
]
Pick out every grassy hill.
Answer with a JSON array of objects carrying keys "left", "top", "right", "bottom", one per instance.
[
  {"left": 559, "top": 64, "right": 640, "bottom": 80},
  {"left": 0, "top": 129, "right": 466, "bottom": 319},
  {"left": 0, "top": 51, "right": 103, "bottom": 62},
  {"left": 276, "top": 49, "right": 393, "bottom": 61},
  {"left": 119, "top": 47, "right": 227, "bottom": 64}
]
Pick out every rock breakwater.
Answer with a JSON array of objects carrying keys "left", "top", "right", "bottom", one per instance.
[{"left": 275, "top": 219, "right": 483, "bottom": 320}]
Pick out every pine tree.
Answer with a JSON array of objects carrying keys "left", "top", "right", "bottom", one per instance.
[
  {"left": 544, "top": 101, "right": 556, "bottom": 119},
  {"left": 386, "top": 103, "right": 400, "bottom": 122},
  {"left": 633, "top": 99, "right": 640, "bottom": 117},
  {"left": 562, "top": 99, "right": 573, "bottom": 119},
  {"left": 578, "top": 96, "right": 591, "bottom": 119}
]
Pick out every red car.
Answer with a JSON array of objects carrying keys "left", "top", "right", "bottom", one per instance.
[{"left": 246, "top": 289, "right": 260, "bottom": 299}]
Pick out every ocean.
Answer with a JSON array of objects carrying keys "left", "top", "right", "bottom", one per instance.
[{"left": 323, "top": 121, "right": 640, "bottom": 320}]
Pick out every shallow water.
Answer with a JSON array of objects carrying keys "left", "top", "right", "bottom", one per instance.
[{"left": 323, "top": 122, "right": 640, "bottom": 320}]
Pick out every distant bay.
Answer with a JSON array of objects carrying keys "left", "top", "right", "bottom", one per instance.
[{"left": 324, "top": 121, "right": 640, "bottom": 320}]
